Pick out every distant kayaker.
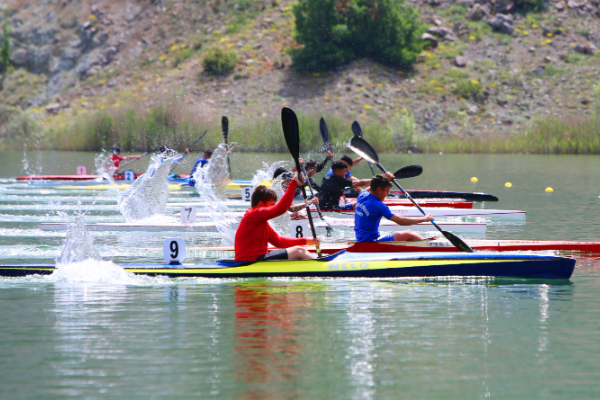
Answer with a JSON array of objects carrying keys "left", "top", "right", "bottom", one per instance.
[
  {"left": 272, "top": 165, "right": 319, "bottom": 219},
  {"left": 234, "top": 171, "right": 319, "bottom": 261},
  {"left": 355, "top": 173, "right": 434, "bottom": 242},
  {"left": 325, "top": 154, "right": 363, "bottom": 181},
  {"left": 189, "top": 149, "right": 213, "bottom": 186},
  {"left": 303, "top": 151, "right": 334, "bottom": 192},
  {"left": 110, "top": 147, "right": 141, "bottom": 171},
  {"left": 317, "top": 159, "right": 371, "bottom": 210}
]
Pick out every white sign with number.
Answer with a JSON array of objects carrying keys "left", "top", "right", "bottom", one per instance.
[
  {"left": 163, "top": 238, "right": 186, "bottom": 264},
  {"left": 124, "top": 170, "right": 135, "bottom": 181},
  {"left": 289, "top": 220, "right": 311, "bottom": 238},
  {"left": 242, "top": 186, "right": 253, "bottom": 202},
  {"left": 180, "top": 206, "right": 197, "bottom": 223}
]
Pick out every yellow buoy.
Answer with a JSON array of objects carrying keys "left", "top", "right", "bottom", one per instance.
[
  {"left": 545, "top": 187, "right": 554, "bottom": 192},
  {"left": 471, "top": 177, "right": 478, "bottom": 183},
  {"left": 505, "top": 182, "right": 512, "bottom": 187}
]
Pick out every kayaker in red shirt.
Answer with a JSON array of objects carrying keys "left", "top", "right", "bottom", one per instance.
[
  {"left": 234, "top": 171, "right": 320, "bottom": 261},
  {"left": 110, "top": 147, "right": 141, "bottom": 171}
]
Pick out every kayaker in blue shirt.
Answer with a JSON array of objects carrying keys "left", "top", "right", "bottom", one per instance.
[
  {"left": 355, "top": 173, "right": 434, "bottom": 242},
  {"left": 189, "top": 150, "right": 213, "bottom": 186}
]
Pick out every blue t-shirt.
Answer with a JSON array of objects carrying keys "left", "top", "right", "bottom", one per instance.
[
  {"left": 325, "top": 168, "right": 351, "bottom": 178},
  {"left": 354, "top": 191, "right": 394, "bottom": 242}
]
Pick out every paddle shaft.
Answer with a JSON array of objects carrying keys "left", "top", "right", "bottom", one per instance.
[
  {"left": 298, "top": 181, "right": 322, "bottom": 257},
  {"left": 302, "top": 166, "right": 333, "bottom": 232},
  {"left": 222, "top": 116, "right": 232, "bottom": 178},
  {"left": 170, "top": 130, "right": 208, "bottom": 173}
]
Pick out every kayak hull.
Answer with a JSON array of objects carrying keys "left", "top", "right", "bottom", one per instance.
[{"left": 0, "top": 253, "right": 575, "bottom": 279}]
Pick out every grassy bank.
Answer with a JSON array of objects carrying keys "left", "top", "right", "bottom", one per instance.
[{"left": 4, "top": 104, "right": 600, "bottom": 155}]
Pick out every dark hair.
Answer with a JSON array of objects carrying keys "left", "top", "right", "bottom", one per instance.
[
  {"left": 305, "top": 159, "right": 317, "bottom": 169},
  {"left": 112, "top": 146, "right": 121, "bottom": 154},
  {"left": 370, "top": 174, "right": 392, "bottom": 192},
  {"left": 341, "top": 155, "right": 353, "bottom": 166},
  {"left": 273, "top": 166, "right": 293, "bottom": 180},
  {"left": 331, "top": 159, "right": 349, "bottom": 171},
  {"left": 251, "top": 185, "right": 278, "bottom": 207},
  {"left": 204, "top": 150, "right": 213, "bottom": 158}
]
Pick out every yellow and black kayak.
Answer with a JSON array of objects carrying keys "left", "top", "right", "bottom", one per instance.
[{"left": 0, "top": 251, "right": 575, "bottom": 279}]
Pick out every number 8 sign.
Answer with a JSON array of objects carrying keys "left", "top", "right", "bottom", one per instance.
[{"left": 163, "top": 238, "right": 186, "bottom": 264}]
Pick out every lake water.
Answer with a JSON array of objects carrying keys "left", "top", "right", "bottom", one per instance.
[{"left": 1, "top": 151, "right": 599, "bottom": 399}]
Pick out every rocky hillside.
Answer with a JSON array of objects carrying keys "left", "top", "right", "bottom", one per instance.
[{"left": 0, "top": 0, "right": 599, "bottom": 149}]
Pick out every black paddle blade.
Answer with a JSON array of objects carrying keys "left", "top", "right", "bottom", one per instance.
[
  {"left": 319, "top": 117, "right": 329, "bottom": 149},
  {"left": 281, "top": 107, "right": 301, "bottom": 171},
  {"left": 441, "top": 230, "right": 474, "bottom": 252},
  {"left": 349, "top": 136, "right": 379, "bottom": 164},
  {"left": 221, "top": 116, "right": 229, "bottom": 141},
  {"left": 351, "top": 121, "right": 363, "bottom": 138},
  {"left": 394, "top": 165, "right": 423, "bottom": 180}
]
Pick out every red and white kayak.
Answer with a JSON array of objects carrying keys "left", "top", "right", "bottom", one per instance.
[
  {"left": 318, "top": 207, "right": 526, "bottom": 220},
  {"left": 344, "top": 198, "right": 473, "bottom": 209},
  {"left": 188, "top": 239, "right": 600, "bottom": 255},
  {"left": 16, "top": 174, "right": 146, "bottom": 181}
]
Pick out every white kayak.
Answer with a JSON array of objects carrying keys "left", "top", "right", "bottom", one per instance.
[{"left": 38, "top": 219, "right": 487, "bottom": 234}]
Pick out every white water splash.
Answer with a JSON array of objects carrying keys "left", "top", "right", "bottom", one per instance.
[
  {"left": 193, "top": 144, "right": 238, "bottom": 245},
  {"left": 250, "top": 160, "right": 288, "bottom": 188},
  {"left": 118, "top": 156, "right": 172, "bottom": 222},
  {"left": 95, "top": 150, "right": 114, "bottom": 182},
  {"left": 57, "top": 215, "right": 100, "bottom": 264},
  {"left": 50, "top": 259, "right": 140, "bottom": 284}
]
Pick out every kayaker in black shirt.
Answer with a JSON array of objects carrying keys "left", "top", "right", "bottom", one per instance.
[{"left": 317, "top": 159, "right": 371, "bottom": 210}]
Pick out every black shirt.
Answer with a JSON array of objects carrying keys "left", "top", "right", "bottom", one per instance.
[{"left": 317, "top": 174, "right": 353, "bottom": 210}]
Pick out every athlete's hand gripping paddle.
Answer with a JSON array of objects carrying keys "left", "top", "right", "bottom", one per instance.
[
  {"left": 282, "top": 107, "right": 322, "bottom": 257},
  {"left": 349, "top": 136, "right": 474, "bottom": 253}
]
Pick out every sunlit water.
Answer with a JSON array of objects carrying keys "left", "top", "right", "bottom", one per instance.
[{"left": 1, "top": 151, "right": 600, "bottom": 399}]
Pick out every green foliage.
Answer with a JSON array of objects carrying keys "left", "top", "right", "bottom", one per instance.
[
  {"left": 291, "top": 0, "right": 425, "bottom": 72},
  {"left": 0, "top": 106, "right": 41, "bottom": 149},
  {"left": 453, "top": 79, "right": 483, "bottom": 100},
  {"left": 0, "top": 8, "right": 12, "bottom": 74},
  {"left": 201, "top": 46, "right": 238, "bottom": 76}
]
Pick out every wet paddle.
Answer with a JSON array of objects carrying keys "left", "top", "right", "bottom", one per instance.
[
  {"left": 349, "top": 136, "right": 474, "bottom": 253},
  {"left": 394, "top": 165, "right": 423, "bottom": 180},
  {"left": 351, "top": 121, "right": 376, "bottom": 176},
  {"left": 222, "top": 116, "right": 232, "bottom": 178},
  {"left": 282, "top": 107, "right": 322, "bottom": 257}
]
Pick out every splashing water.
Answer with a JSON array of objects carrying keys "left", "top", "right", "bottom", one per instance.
[
  {"left": 193, "top": 144, "right": 238, "bottom": 245},
  {"left": 95, "top": 150, "right": 114, "bottom": 182},
  {"left": 57, "top": 215, "right": 100, "bottom": 264},
  {"left": 250, "top": 160, "right": 288, "bottom": 188},
  {"left": 118, "top": 156, "right": 173, "bottom": 222}
]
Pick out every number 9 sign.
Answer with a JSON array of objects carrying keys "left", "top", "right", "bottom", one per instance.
[{"left": 163, "top": 238, "right": 186, "bottom": 264}]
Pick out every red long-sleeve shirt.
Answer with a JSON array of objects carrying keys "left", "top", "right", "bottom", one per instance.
[{"left": 234, "top": 180, "right": 307, "bottom": 261}]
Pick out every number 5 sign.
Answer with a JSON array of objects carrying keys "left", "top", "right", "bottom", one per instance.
[{"left": 163, "top": 238, "right": 186, "bottom": 264}]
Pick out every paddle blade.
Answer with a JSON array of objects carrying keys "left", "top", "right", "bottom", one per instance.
[
  {"left": 281, "top": 107, "right": 301, "bottom": 170},
  {"left": 394, "top": 165, "right": 423, "bottom": 180},
  {"left": 441, "top": 230, "right": 474, "bottom": 252},
  {"left": 349, "top": 136, "right": 379, "bottom": 165},
  {"left": 221, "top": 116, "right": 229, "bottom": 141},
  {"left": 351, "top": 121, "right": 363, "bottom": 138},
  {"left": 319, "top": 117, "right": 329, "bottom": 149}
]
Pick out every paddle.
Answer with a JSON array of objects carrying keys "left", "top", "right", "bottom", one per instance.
[
  {"left": 394, "top": 165, "right": 423, "bottom": 180},
  {"left": 117, "top": 148, "right": 154, "bottom": 172},
  {"left": 170, "top": 130, "right": 209, "bottom": 173},
  {"left": 351, "top": 121, "right": 376, "bottom": 176},
  {"left": 282, "top": 107, "right": 322, "bottom": 257},
  {"left": 222, "top": 116, "right": 232, "bottom": 178},
  {"left": 349, "top": 136, "right": 474, "bottom": 253},
  {"left": 301, "top": 165, "right": 334, "bottom": 234}
]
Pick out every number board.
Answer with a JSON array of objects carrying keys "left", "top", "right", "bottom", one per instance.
[
  {"left": 180, "top": 206, "right": 197, "bottom": 223},
  {"left": 242, "top": 186, "right": 253, "bottom": 202},
  {"left": 163, "top": 238, "right": 186, "bottom": 264},
  {"left": 124, "top": 170, "right": 135, "bottom": 181},
  {"left": 77, "top": 166, "right": 87, "bottom": 175},
  {"left": 289, "top": 220, "right": 311, "bottom": 238}
]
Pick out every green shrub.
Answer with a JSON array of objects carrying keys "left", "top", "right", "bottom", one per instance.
[
  {"left": 0, "top": 8, "right": 12, "bottom": 74},
  {"left": 201, "top": 47, "right": 238, "bottom": 76},
  {"left": 453, "top": 79, "right": 483, "bottom": 100},
  {"left": 291, "top": 0, "right": 425, "bottom": 73}
]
